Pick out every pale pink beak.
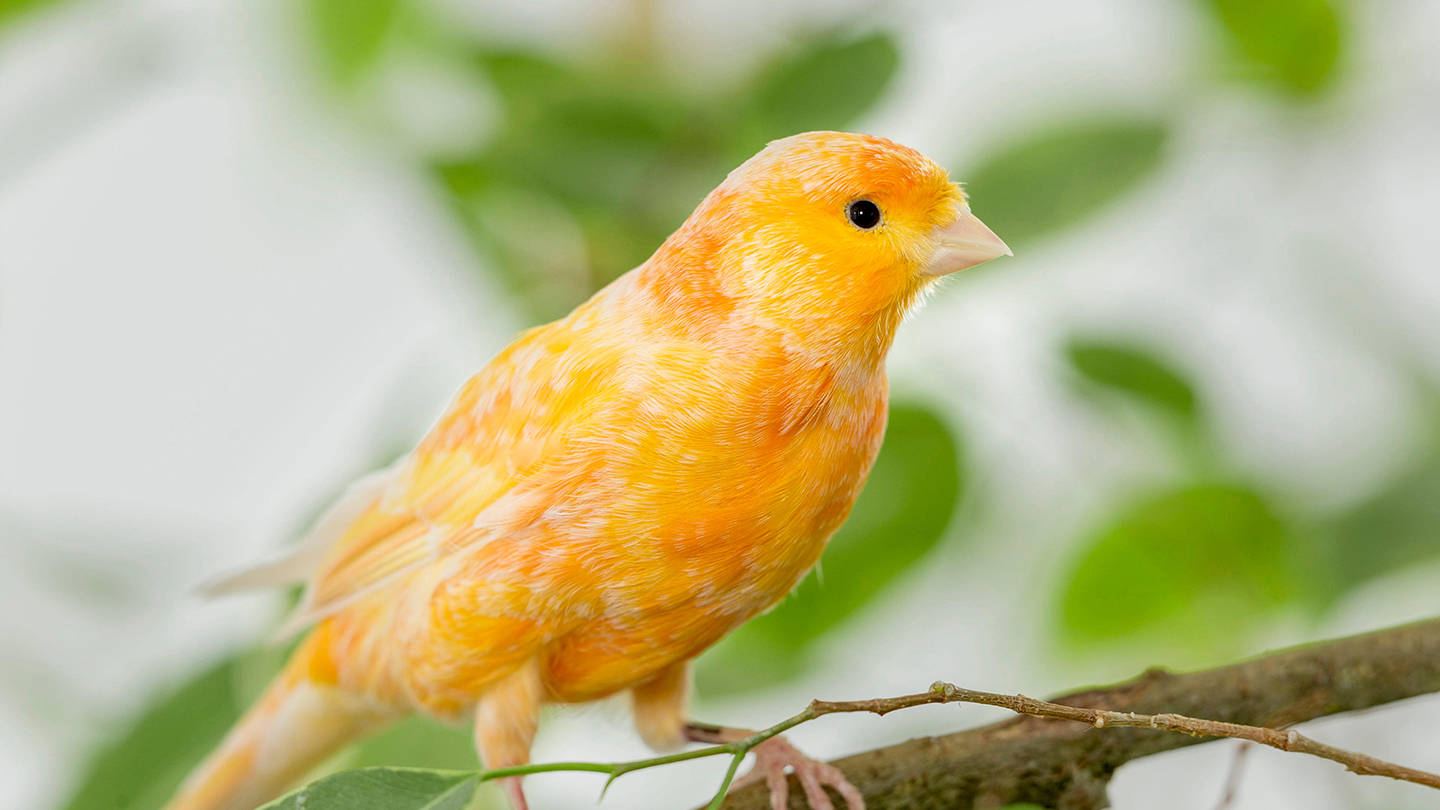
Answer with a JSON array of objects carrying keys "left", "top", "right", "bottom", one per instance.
[{"left": 921, "top": 208, "right": 1012, "bottom": 276}]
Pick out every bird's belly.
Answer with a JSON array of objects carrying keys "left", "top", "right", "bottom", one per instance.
[
  {"left": 541, "top": 455, "right": 875, "bottom": 701},
  {"left": 541, "top": 605, "right": 739, "bottom": 702}
]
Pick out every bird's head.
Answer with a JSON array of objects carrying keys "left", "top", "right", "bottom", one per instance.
[{"left": 652, "top": 131, "right": 1010, "bottom": 359}]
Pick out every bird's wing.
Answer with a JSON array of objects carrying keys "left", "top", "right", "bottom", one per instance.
[
  {"left": 271, "top": 450, "right": 518, "bottom": 637},
  {"left": 200, "top": 466, "right": 399, "bottom": 595},
  {"left": 262, "top": 322, "right": 627, "bottom": 636}
]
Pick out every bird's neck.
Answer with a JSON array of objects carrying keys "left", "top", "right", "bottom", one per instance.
[{"left": 625, "top": 252, "right": 915, "bottom": 375}]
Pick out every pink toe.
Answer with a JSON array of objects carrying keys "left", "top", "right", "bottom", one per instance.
[{"left": 796, "top": 766, "right": 836, "bottom": 810}]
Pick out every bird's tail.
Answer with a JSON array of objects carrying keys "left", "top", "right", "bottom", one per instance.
[{"left": 164, "top": 625, "right": 395, "bottom": 810}]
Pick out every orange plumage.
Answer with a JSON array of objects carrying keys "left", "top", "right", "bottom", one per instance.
[{"left": 166, "top": 131, "right": 1009, "bottom": 810}]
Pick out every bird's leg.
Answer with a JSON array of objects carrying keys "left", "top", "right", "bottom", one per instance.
[
  {"left": 631, "top": 660, "right": 693, "bottom": 750},
  {"left": 683, "top": 723, "right": 865, "bottom": 810},
  {"left": 474, "top": 659, "right": 545, "bottom": 810},
  {"left": 498, "top": 779, "right": 528, "bottom": 810},
  {"left": 631, "top": 662, "right": 863, "bottom": 809}
]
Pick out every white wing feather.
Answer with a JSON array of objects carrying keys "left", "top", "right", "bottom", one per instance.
[{"left": 198, "top": 464, "right": 400, "bottom": 596}]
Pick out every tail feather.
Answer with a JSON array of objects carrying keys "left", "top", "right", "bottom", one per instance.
[
  {"left": 198, "top": 466, "right": 397, "bottom": 598},
  {"left": 165, "top": 631, "right": 394, "bottom": 810}
]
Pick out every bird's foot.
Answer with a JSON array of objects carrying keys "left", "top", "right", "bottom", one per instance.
[{"left": 734, "top": 736, "right": 864, "bottom": 810}]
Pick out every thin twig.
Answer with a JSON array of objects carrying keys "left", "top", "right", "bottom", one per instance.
[
  {"left": 475, "top": 678, "right": 1440, "bottom": 803},
  {"left": 1212, "top": 742, "right": 1253, "bottom": 810},
  {"left": 910, "top": 681, "right": 1440, "bottom": 790},
  {"left": 705, "top": 752, "right": 748, "bottom": 810}
]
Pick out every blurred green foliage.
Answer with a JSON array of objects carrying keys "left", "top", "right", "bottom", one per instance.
[
  {"left": 428, "top": 29, "right": 901, "bottom": 320},
  {"left": 749, "top": 32, "right": 899, "bottom": 139},
  {"left": 1311, "top": 424, "right": 1440, "bottom": 600},
  {"left": 1064, "top": 337, "right": 1212, "bottom": 473},
  {"left": 344, "top": 716, "right": 480, "bottom": 772},
  {"left": 964, "top": 119, "right": 1167, "bottom": 250},
  {"left": 0, "top": 0, "right": 61, "bottom": 28},
  {"left": 60, "top": 646, "right": 284, "bottom": 810},
  {"left": 1065, "top": 339, "right": 1199, "bottom": 426},
  {"left": 1206, "top": 0, "right": 1345, "bottom": 94},
  {"left": 1057, "top": 338, "right": 1440, "bottom": 661},
  {"left": 260, "top": 769, "right": 477, "bottom": 810},
  {"left": 1060, "top": 483, "right": 1297, "bottom": 647},
  {"left": 306, "top": 0, "right": 402, "bottom": 86},
  {"left": 58, "top": 643, "right": 507, "bottom": 810}
]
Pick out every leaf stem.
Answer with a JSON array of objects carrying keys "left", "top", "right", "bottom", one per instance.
[{"left": 704, "top": 752, "right": 748, "bottom": 810}]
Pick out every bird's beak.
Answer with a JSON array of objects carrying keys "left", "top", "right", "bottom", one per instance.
[{"left": 920, "top": 208, "right": 1012, "bottom": 276}]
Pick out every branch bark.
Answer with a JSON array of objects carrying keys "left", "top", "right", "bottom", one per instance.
[{"left": 718, "top": 617, "right": 1440, "bottom": 809}]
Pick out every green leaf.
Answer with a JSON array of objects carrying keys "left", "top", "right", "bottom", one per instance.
[
  {"left": 1059, "top": 484, "right": 1296, "bottom": 648},
  {"left": 60, "top": 647, "right": 284, "bottom": 810},
  {"left": 962, "top": 118, "right": 1167, "bottom": 248},
  {"left": 1206, "top": 0, "right": 1345, "bottom": 95},
  {"left": 260, "top": 768, "right": 477, "bottom": 810},
  {"left": 1066, "top": 338, "right": 1199, "bottom": 423},
  {"left": 0, "top": 0, "right": 65, "bottom": 28},
  {"left": 306, "top": 0, "right": 401, "bottom": 85},
  {"left": 471, "top": 50, "right": 686, "bottom": 207},
  {"left": 474, "top": 50, "right": 581, "bottom": 112},
  {"left": 485, "top": 94, "right": 676, "bottom": 207},
  {"left": 1316, "top": 453, "right": 1440, "bottom": 596},
  {"left": 445, "top": 47, "right": 743, "bottom": 315},
  {"left": 697, "top": 402, "right": 964, "bottom": 694},
  {"left": 748, "top": 31, "right": 900, "bottom": 139},
  {"left": 345, "top": 715, "right": 479, "bottom": 771}
]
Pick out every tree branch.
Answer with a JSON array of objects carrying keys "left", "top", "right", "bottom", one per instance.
[{"left": 717, "top": 617, "right": 1440, "bottom": 809}]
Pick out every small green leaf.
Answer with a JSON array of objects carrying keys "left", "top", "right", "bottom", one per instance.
[
  {"left": 1059, "top": 484, "right": 1296, "bottom": 646},
  {"left": 60, "top": 647, "right": 284, "bottom": 810},
  {"left": 698, "top": 402, "right": 963, "bottom": 694},
  {"left": 1205, "top": 0, "right": 1345, "bottom": 95},
  {"left": 749, "top": 31, "right": 900, "bottom": 139},
  {"left": 260, "top": 768, "right": 477, "bottom": 810},
  {"left": 962, "top": 118, "right": 1167, "bottom": 248},
  {"left": 306, "top": 0, "right": 401, "bottom": 85},
  {"left": 1066, "top": 338, "right": 1199, "bottom": 423}
]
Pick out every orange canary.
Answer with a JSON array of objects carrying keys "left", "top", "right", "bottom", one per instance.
[{"left": 165, "top": 131, "right": 1010, "bottom": 810}]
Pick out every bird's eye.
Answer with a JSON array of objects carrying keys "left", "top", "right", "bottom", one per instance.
[{"left": 846, "top": 199, "right": 881, "bottom": 230}]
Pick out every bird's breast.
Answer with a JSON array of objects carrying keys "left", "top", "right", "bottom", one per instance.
[{"left": 537, "top": 364, "right": 890, "bottom": 700}]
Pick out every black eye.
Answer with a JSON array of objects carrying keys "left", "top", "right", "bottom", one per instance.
[{"left": 846, "top": 199, "right": 881, "bottom": 230}]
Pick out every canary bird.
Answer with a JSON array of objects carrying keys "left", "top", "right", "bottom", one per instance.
[{"left": 165, "top": 131, "right": 1009, "bottom": 810}]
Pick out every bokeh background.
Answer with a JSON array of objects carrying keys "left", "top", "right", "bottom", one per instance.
[{"left": 2, "top": 0, "right": 1438, "bottom": 808}]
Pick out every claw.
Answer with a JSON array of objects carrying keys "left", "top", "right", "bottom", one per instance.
[{"left": 733, "top": 736, "right": 864, "bottom": 810}]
